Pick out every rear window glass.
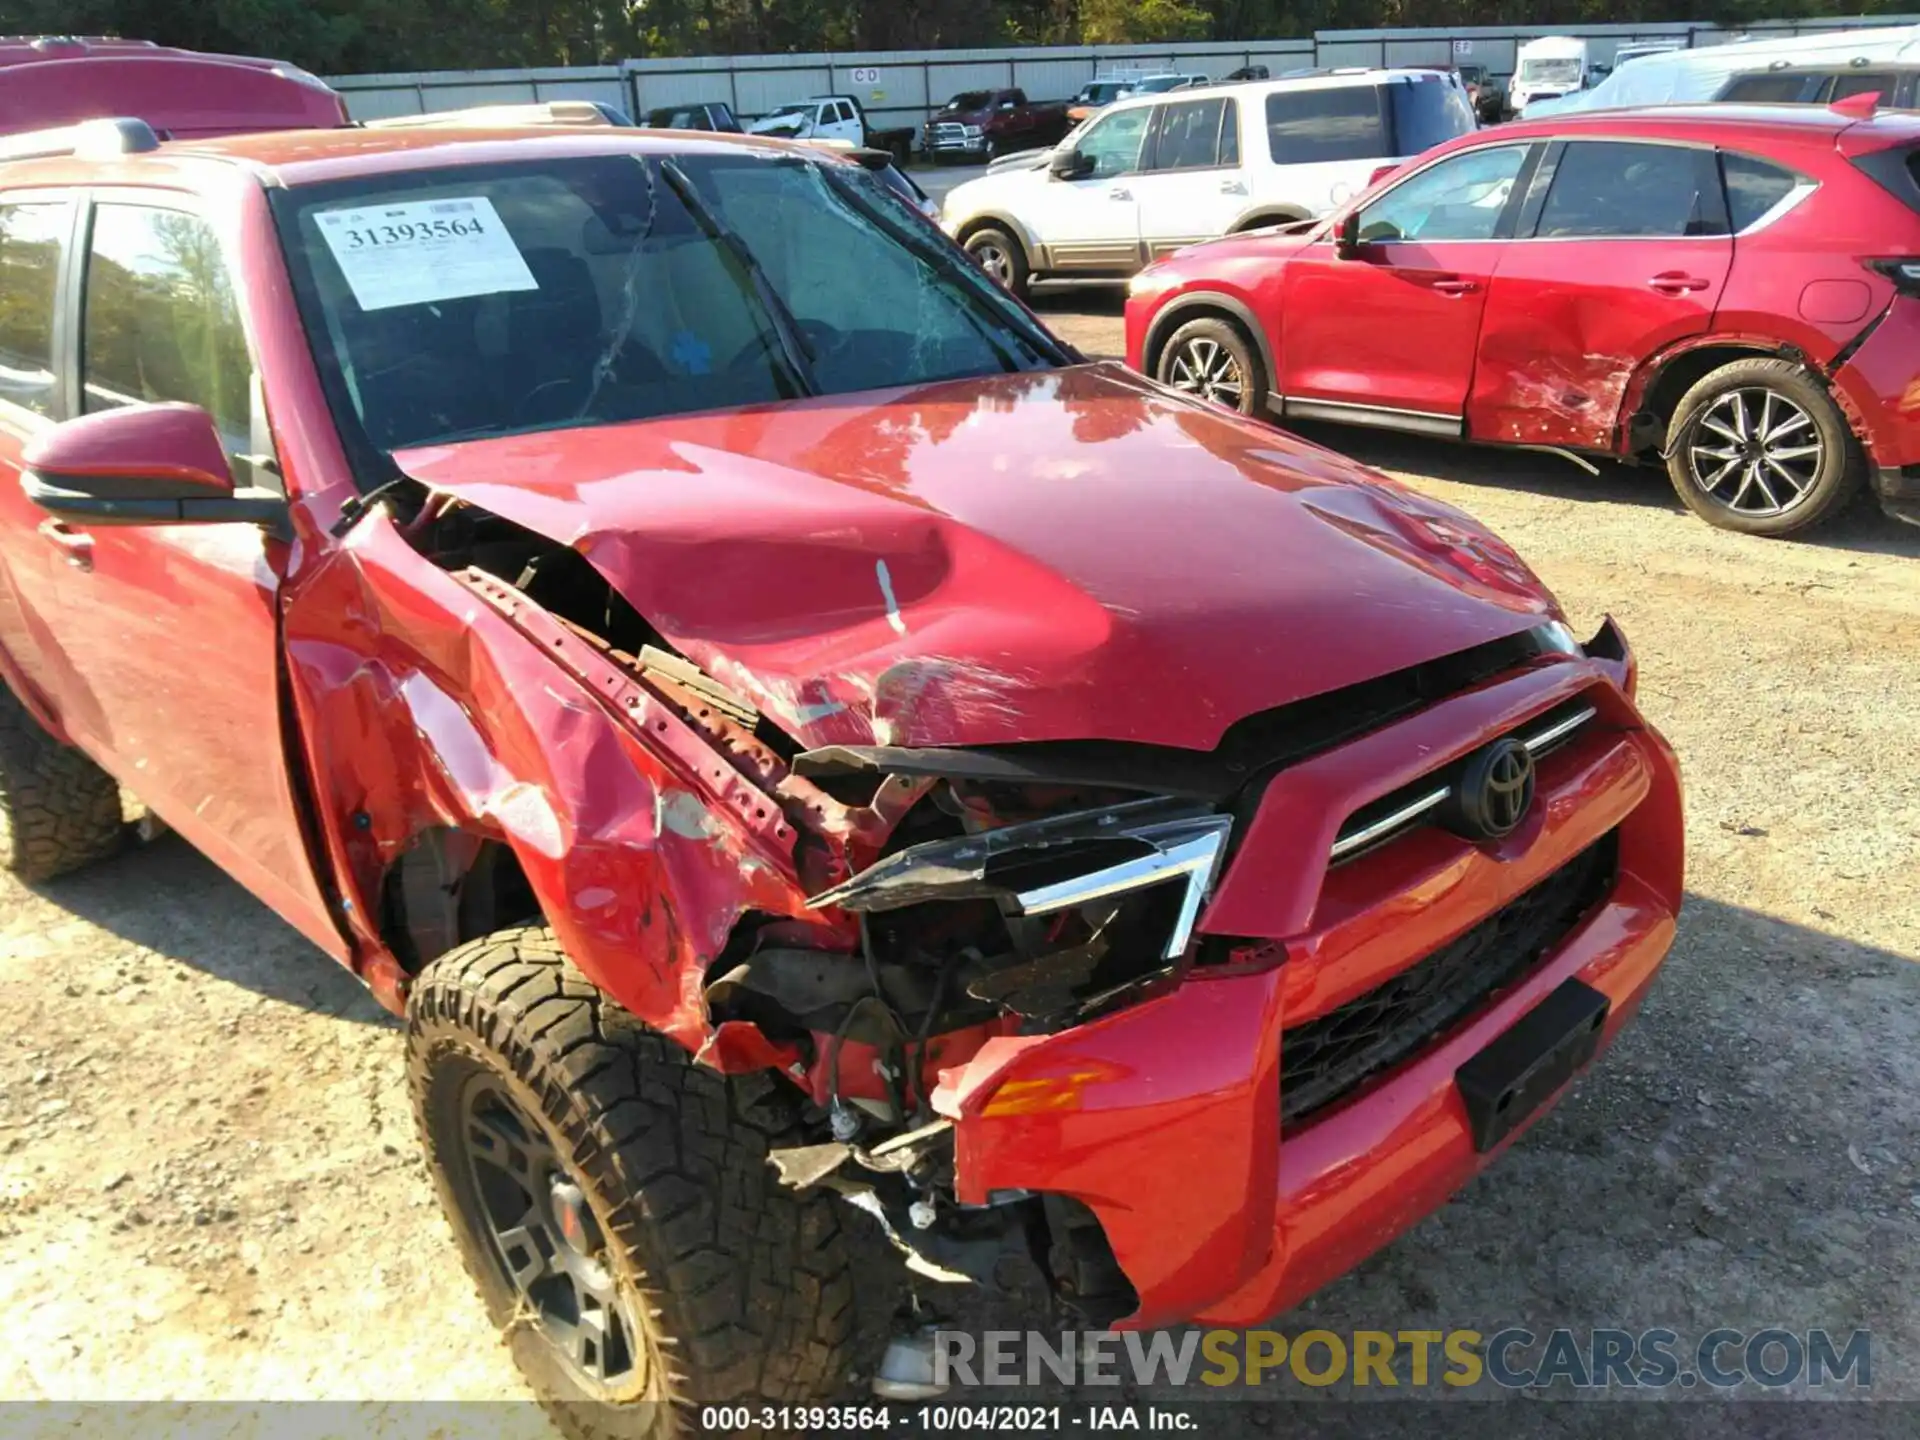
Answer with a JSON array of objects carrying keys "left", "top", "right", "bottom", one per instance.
[
  {"left": 1387, "top": 76, "right": 1477, "bottom": 157},
  {"left": 1720, "top": 73, "right": 1819, "bottom": 104},
  {"left": 1721, "top": 153, "right": 1802, "bottom": 230},
  {"left": 1831, "top": 72, "right": 1896, "bottom": 103},
  {"left": 1266, "top": 85, "right": 1388, "bottom": 166}
]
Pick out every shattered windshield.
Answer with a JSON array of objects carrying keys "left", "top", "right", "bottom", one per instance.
[{"left": 271, "top": 151, "right": 1064, "bottom": 466}]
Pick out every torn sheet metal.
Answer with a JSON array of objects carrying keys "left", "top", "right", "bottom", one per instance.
[
  {"left": 808, "top": 796, "right": 1232, "bottom": 961},
  {"left": 278, "top": 508, "right": 829, "bottom": 1054}
]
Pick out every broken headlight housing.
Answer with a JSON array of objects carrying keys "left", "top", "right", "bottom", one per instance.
[{"left": 808, "top": 795, "right": 1232, "bottom": 1025}]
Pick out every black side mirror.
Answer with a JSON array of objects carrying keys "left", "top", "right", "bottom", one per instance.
[
  {"left": 1334, "top": 210, "right": 1362, "bottom": 258},
  {"left": 1049, "top": 148, "right": 1092, "bottom": 180}
]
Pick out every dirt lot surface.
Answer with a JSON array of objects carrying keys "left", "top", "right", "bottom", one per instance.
[{"left": 3, "top": 292, "right": 1918, "bottom": 1436}]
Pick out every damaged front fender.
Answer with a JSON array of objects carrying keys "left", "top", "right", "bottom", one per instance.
[{"left": 280, "top": 509, "right": 850, "bottom": 1060}]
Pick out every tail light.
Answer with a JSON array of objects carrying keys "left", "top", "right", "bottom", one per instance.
[{"left": 1866, "top": 258, "right": 1920, "bottom": 296}]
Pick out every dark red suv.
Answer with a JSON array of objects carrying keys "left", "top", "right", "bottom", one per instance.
[{"left": 1127, "top": 102, "right": 1920, "bottom": 537}]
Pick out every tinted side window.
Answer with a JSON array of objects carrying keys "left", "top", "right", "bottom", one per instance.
[
  {"left": 1388, "top": 76, "right": 1476, "bottom": 157},
  {"left": 1535, "top": 142, "right": 1722, "bottom": 239},
  {"left": 1357, "top": 144, "right": 1528, "bottom": 243},
  {"left": 1721, "top": 152, "right": 1802, "bottom": 231},
  {"left": 82, "top": 204, "right": 253, "bottom": 456},
  {"left": 1220, "top": 98, "right": 1240, "bottom": 166},
  {"left": 1266, "top": 86, "right": 1389, "bottom": 166},
  {"left": 1719, "top": 73, "right": 1820, "bottom": 103},
  {"left": 0, "top": 202, "right": 67, "bottom": 419},
  {"left": 1077, "top": 107, "right": 1152, "bottom": 177},
  {"left": 1149, "top": 97, "right": 1228, "bottom": 171},
  {"left": 1831, "top": 72, "right": 1896, "bottom": 103}
]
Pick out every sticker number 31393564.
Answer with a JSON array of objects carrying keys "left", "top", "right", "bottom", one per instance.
[{"left": 313, "top": 196, "right": 539, "bottom": 312}]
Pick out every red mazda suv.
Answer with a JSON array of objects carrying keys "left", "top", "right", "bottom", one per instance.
[{"left": 1127, "top": 102, "right": 1920, "bottom": 537}]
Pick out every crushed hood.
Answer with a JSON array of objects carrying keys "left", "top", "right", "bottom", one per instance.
[{"left": 394, "top": 364, "right": 1560, "bottom": 752}]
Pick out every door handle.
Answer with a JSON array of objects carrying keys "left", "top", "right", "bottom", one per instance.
[
  {"left": 1429, "top": 278, "right": 1479, "bottom": 296},
  {"left": 1648, "top": 272, "right": 1710, "bottom": 293},
  {"left": 37, "top": 519, "right": 93, "bottom": 572},
  {"left": 1108, "top": 187, "right": 1132, "bottom": 201}
]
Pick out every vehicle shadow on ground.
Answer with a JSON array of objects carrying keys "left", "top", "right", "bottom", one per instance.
[
  {"left": 940, "top": 891, "right": 1919, "bottom": 1413},
  {"left": 27, "top": 832, "right": 391, "bottom": 1026},
  {"left": 1305, "top": 424, "right": 1920, "bottom": 561},
  {"left": 1030, "top": 286, "right": 1127, "bottom": 316}
]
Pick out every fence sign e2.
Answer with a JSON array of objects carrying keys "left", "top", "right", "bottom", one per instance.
[{"left": 1453, "top": 40, "right": 1473, "bottom": 57}]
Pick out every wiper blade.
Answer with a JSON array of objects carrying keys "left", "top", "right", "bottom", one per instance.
[
  {"left": 655, "top": 158, "right": 818, "bottom": 396},
  {"left": 819, "top": 164, "right": 1072, "bottom": 370}
]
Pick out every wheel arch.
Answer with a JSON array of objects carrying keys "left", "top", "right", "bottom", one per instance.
[
  {"left": 953, "top": 211, "right": 1040, "bottom": 270},
  {"left": 1141, "top": 291, "right": 1277, "bottom": 395},
  {"left": 1618, "top": 335, "right": 1814, "bottom": 457},
  {"left": 378, "top": 826, "right": 541, "bottom": 975},
  {"left": 1228, "top": 205, "right": 1312, "bottom": 234}
]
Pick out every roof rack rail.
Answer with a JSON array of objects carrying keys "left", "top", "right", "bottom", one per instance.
[
  {"left": 366, "top": 100, "right": 615, "bottom": 130},
  {"left": 0, "top": 116, "right": 161, "bottom": 164}
]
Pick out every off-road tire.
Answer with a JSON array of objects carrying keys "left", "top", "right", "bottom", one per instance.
[
  {"left": 1155, "top": 315, "right": 1269, "bottom": 417},
  {"left": 408, "top": 927, "right": 857, "bottom": 1440},
  {"left": 963, "top": 226, "right": 1030, "bottom": 300},
  {"left": 0, "top": 684, "right": 122, "bottom": 882},
  {"left": 1664, "top": 357, "right": 1865, "bottom": 537}
]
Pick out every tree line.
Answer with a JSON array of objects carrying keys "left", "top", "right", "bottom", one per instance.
[{"left": 0, "top": 0, "right": 1911, "bottom": 77}]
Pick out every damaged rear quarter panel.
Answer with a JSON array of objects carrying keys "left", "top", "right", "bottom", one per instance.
[{"left": 281, "top": 509, "right": 815, "bottom": 1058}]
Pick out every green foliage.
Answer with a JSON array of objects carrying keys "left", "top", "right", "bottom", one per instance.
[{"left": 0, "top": 0, "right": 1908, "bottom": 74}]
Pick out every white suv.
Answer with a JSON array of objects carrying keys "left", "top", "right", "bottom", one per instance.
[{"left": 942, "top": 69, "right": 1477, "bottom": 297}]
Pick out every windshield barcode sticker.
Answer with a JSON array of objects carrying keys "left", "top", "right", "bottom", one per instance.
[{"left": 312, "top": 196, "right": 538, "bottom": 312}]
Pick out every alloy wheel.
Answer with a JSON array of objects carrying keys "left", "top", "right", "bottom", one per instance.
[
  {"left": 458, "top": 1076, "right": 649, "bottom": 1397},
  {"left": 1167, "top": 337, "right": 1245, "bottom": 408},
  {"left": 972, "top": 241, "right": 1013, "bottom": 286},
  {"left": 1686, "top": 387, "right": 1824, "bottom": 519}
]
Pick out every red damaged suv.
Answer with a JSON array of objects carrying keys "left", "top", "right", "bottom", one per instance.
[
  {"left": 1128, "top": 101, "right": 1920, "bottom": 537},
  {"left": 0, "top": 81, "right": 1681, "bottom": 1436}
]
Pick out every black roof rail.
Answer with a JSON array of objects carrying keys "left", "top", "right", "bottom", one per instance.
[{"left": 0, "top": 116, "right": 162, "bottom": 164}]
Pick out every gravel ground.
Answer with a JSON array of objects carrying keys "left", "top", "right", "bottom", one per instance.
[{"left": 2, "top": 293, "right": 1917, "bottom": 1437}]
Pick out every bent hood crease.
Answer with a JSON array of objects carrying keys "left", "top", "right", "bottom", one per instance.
[{"left": 394, "top": 363, "right": 1559, "bottom": 752}]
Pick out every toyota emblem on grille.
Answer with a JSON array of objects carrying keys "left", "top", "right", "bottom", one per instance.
[{"left": 1448, "top": 737, "right": 1536, "bottom": 841}]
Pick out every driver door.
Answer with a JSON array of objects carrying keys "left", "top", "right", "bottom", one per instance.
[
  {"left": 20, "top": 192, "right": 343, "bottom": 956},
  {"left": 1278, "top": 142, "right": 1535, "bottom": 428},
  {"left": 1028, "top": 105, "right": 1152, "bottom": 274}
]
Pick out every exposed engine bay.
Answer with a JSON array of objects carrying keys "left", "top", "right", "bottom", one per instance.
[{"left": 368, "top": 483, "right": 1578, "bottom": 1322}]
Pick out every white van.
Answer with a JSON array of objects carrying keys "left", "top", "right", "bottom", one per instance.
[
  {"left": 1510, "top": 36, "right": 1593, "bottom": 114},
  {"left": 1525, "top": 23, "right": 1920, "bottom": 117},
  {"left": 941, "top": 68, "right": 1476, "bottom": 297}
]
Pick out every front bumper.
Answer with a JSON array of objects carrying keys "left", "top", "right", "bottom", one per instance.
[
  {"left": 933, "top": 648, "right": 1683, "bottom": 1330},
  {"left": 926, "top": 128, "right": 989, "bottom": 156}
]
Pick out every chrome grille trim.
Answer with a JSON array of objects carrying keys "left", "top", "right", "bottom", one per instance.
[{"left": 1328, "top": 704, "right": 1598, "bottom": 863}]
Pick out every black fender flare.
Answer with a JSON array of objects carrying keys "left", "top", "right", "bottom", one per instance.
[{"left": 1141, "top": 292, "right": 1277, "bottom": 395}]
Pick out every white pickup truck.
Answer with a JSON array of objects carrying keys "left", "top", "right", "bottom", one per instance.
[{"left": 746, "top": 94, "right": 916, "bottom": 160}]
